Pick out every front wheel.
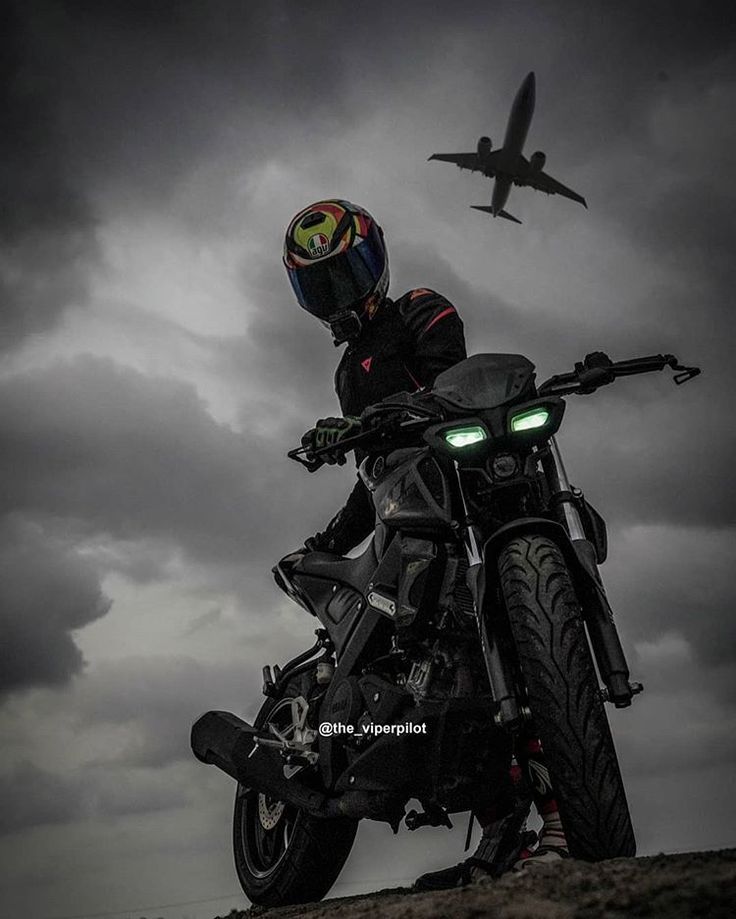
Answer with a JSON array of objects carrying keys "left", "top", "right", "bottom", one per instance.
[
  {"left": 232, "top": 673, "right": 358, "bottom": 907},
  {"left": 499, "top": 534, "right": 636, "bottom": 860}
]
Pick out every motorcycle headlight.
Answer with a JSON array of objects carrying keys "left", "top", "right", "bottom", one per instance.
[
  {"left": 510, "top": 407, "right": 550, "bottom": 432},
  {"left": 444, "top": 425, "right": 487, "bottom": 448}
]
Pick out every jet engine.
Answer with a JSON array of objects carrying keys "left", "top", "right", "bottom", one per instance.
[
  {"left": 477, "top": 136, "right": 492, "bottom": 162},
  {"left": 530, "top": 151, "right": 546, "bottom": 173}
]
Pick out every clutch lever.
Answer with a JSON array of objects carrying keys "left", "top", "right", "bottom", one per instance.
[
  {"left": 287, "top": 447, "right": 324, "bottom": 473},
  {"left": 286, "top": 427, "right": 380, "bottom": 473}
]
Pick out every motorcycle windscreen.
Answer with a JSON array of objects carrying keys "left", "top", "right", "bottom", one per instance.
[{"left": 430, "top": 353, "right": 536, "bottom": 411}]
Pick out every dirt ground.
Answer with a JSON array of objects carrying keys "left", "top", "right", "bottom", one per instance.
[{"left": 221, "top": 849, "right": 736, "bottom": 919}]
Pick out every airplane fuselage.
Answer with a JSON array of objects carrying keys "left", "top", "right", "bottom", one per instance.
[
  {"left": 503, "top": 71, "right": 535, "bottom": 155},
  {"left": 490, "top": 72, "right": 536, "bottom": 214}
]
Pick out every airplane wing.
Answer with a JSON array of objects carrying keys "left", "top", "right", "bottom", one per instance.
[
  {"left": 428, "top": 152, "right": 484, "bottom": 173},
  {"left": 523, "top": 169, "right": 587, "bottom": 208}
]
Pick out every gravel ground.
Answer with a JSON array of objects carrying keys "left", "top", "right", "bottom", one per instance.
[{"left": 217, "top": 849, "right": 736, "bottom": 919}]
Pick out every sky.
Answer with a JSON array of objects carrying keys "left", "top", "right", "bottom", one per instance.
[{"left": 1, "top": 1, "right": 735, "bottom": 916}]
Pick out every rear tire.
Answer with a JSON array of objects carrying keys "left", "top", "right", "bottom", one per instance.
[
  {"left": 498, "top": 534, "right": 635, "bottom": 860},
  {"left": 232, "top": 672, "right": 358, "bottom": 907}
]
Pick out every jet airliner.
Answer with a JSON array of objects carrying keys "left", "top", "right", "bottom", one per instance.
[{"left": 429, "top": 72, "right": 586, "bottom": 223}]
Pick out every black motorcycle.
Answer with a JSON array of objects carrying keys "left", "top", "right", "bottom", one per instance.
[{"left": 191, "top": 350, "right": 699, "bottom": 907}]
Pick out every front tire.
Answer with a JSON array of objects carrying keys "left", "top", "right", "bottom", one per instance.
[
  {"left": 498, "top": 534, "right": 636, "bottom": 860},
  {"left": 232, "top": 673, "right": 358, "bottom": 907}
]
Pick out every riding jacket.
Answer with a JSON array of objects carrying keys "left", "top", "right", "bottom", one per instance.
[{"left": 310, "top": 289, "right": 467, "bottom": 554}]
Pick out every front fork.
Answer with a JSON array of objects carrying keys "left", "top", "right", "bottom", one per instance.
[
  {"left": 545, "top": 437, "right": 585, "bottom": 539},
  {"left": 544, "top": 437, "right": 641, "bottom": 708},
  {"left": 454, "top": 461, "right": 523, "bottom": 728}
]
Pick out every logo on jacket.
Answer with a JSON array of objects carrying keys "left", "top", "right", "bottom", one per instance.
[
  {"left": 307, "top": 233, "right": 330, "bottom": 258},
  {"left": 361, "top": 357, "right": 373, "bottom": 372}
]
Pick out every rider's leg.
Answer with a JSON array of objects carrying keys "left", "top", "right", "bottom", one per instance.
[{"left": 514, "top": 736, "right": 569, "bottom": 867}]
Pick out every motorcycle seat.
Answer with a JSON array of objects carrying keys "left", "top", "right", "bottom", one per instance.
[{"left": 299, "top": 540, "right": 377, "bottom": 593}]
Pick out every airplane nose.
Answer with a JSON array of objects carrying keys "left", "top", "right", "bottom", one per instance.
[{"left": 521, "top": 71, "right": 536, "bottom": 106}]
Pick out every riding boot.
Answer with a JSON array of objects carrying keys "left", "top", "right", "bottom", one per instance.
[{"left": 413, "top": 795, "right": 533, "bottom": 891}]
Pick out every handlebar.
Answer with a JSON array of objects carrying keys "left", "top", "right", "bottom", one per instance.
[
  {"left": 289, "top": 351, "right": 701, "bottom": 470},
  {"left": 287, "top": 404, "right": 441, "bottom": 472},
  {"left": 538, "top": 353, "right": 701, "bottom": 397}
]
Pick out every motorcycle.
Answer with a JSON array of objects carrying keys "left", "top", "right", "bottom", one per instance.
[{"left": 191, "top": 350, "right": 699, "bottom": 907}]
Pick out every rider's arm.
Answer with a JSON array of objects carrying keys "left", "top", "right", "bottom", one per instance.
[{"left": 396, "top": 289, "right": 467, "bottom": 388}]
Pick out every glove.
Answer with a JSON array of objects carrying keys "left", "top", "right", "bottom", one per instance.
[{"left": 301, "top": 416, "right": 362, "bottom": 466}]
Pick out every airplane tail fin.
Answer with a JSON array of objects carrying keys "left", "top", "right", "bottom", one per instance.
[{"left": 470, "top": 205, "right": 522, "bottom": 224}]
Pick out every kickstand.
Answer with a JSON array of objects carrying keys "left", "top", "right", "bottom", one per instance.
[{"left": 464, "top": 811, "right": 475, "bottom": 852}]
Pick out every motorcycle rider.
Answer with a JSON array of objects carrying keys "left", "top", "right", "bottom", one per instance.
[{"left": 283, "top": 198, "right": 569, "bottom": 886}]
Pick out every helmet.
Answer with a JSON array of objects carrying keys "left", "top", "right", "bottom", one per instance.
[{"left": 283, "top": 199, "right": 389, "bottom": 343}]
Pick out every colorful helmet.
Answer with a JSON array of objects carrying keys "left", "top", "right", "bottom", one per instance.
[{"left": 283, "top": 199, "right": 389, "bottom": 341}]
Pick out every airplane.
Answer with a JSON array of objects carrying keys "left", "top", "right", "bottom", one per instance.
[{"left": 428, "top": 72, "right": 586, "bottom": 224}]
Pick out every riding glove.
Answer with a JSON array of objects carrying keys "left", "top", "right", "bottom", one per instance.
[{"left": 301, "top": 416, "right": 362, "bottom": 465}]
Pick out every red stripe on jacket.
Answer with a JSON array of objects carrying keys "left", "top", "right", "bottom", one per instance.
[{"left": 421, "top": 306, "right": 456, "bottom": 335}]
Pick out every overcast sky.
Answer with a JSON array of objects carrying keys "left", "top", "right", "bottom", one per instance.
[{"left": 1, "top": 2, "right": 735, "bottom": 917}]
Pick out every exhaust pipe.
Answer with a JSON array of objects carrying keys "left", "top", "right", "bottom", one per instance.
[
  {"left": 191, "top": 710, "right": 329, "bottom": 813},
  {"left": 191, "top": 710, "right": 404, "bottom": 824}
]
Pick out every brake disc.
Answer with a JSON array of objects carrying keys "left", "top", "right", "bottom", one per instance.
[{"left": 258, "top": 794, "right": 286, "bottom": 830}]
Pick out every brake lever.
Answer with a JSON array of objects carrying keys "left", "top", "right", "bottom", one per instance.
[
  {"left": 673, "top": 367, "right": 701, "bottom": 384},
  {"left": 664, "top": 356, "right": 701, "bottom": 385}
]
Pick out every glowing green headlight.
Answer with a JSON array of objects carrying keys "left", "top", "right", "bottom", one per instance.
[
  {"left": 510, "top": 407, "right": 550, "bottom": 432},
  {"left": 444, "top": 425, "right": 487, "bottom": 448}
]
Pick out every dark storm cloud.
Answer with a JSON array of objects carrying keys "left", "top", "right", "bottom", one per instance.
[
  {"left": 0, "top": 517, "right": 110, "bottom": 696},
  {"left": 0, "top": 2, "right": 98, "bottom": 351},
  {"left": 0, "top": 762, "right": 87, "bottom": 835},
  {"left": 0, "top": 654, "right": 254, "bottom": 832},
  {"left": 605, "top": 526, "right": 736, "bottom": 669},
  {"left": 227, "top": 258, "right": 347, "bottom": 426},
  {"left": 72, "top": 655, "right": 252, "bottom": 769},
  {"left": 0, "top": 352, "right": 349, "bottom": 609},
  {"left": 0, "top": 760, "right": 191, "bottom": 834},
  {"left": 0, "top": 356, "right": 290, "bottom": 563},
  {"left": 15, "top": 0, "right": 455, "bottom": 212}
]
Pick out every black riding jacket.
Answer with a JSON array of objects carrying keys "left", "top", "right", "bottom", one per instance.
[{"left": 311, "top": 289, "right": 467, "bottom": 554}]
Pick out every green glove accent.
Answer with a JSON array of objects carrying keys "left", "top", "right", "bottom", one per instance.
[{"left": 305, "top": 416, "right": 362, "bottom": 464}]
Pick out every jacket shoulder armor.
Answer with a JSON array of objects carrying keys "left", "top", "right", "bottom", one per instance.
[{"left": 395, "top": 289, "right": 460, "bottom": 340}]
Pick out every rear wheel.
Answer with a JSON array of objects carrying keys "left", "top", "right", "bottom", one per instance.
[
  {"left": 232, "top": 673, "right": 358, "bottom": 907},
  {"left": 498, "top": 534, "right": 635, "bottom": 860}
]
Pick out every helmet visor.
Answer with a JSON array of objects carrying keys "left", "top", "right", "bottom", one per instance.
[{"left": 286, "top": 225, "right": 385, "bottom": 319}]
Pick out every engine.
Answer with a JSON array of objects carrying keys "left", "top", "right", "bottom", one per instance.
[
  {"left": 530, "top": 150, "right": 546, "bottom": 173},
  {"left": 477, "top": 136, "right": 492, "bottom": 162}
]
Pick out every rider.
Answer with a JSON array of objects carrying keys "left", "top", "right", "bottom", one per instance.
[
  {"left": 283, "top": 198, "right": 569, "bottom": 886},
  {"left": 284, "top": 198, "right": 465, "bottom": 554}
]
